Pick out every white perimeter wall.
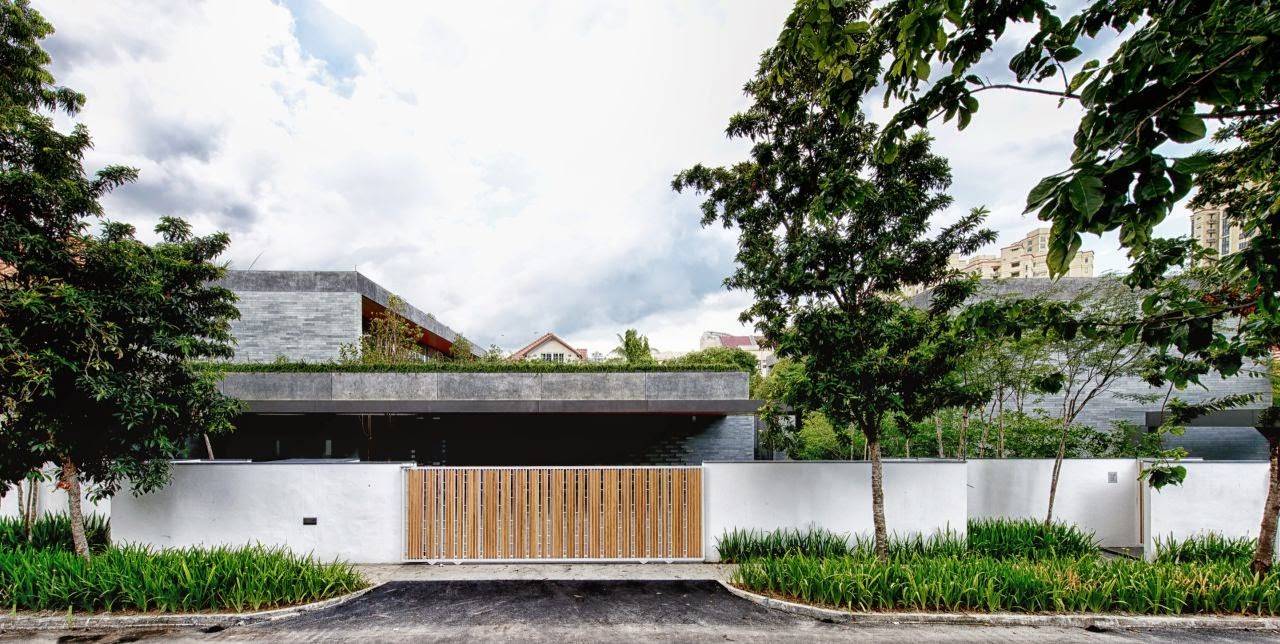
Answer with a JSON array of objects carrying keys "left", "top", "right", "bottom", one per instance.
[
  {"left": 111, "top": 462, "right": 408, "bottom": 564},
  {"left": 1142, "top": 461, "right": 1276, "bottom": 560},
  {"left": 703, "top": 461, "right": 968, "bottom": 561},
  {"left": 0, "top": 471, "right": 111, "bottom": 519},
  {"left": 967, "top": 459, "right": 1141, "bottom": 547}
]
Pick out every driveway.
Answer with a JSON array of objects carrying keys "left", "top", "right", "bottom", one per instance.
[{"left": 3, "top": 581, "right": 1278, "bottom": 643}]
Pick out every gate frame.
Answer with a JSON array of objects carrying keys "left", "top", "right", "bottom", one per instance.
[{"left": 403, "top": 465, "right": 704, "bottom": 564}]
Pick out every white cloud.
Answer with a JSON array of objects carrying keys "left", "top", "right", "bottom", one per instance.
[{"left": 35, "top": 1, "right": 1193, "bottom": 357}]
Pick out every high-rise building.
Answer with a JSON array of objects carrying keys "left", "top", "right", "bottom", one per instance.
[
  {"left": 947, "top": 227, "right": 1095, "bottom": 280},
  {"left": 1191, "top": 205, "right": 1255, "bottom": 260}
]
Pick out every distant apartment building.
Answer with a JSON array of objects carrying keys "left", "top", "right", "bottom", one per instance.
[
  {"left": 1191, "top": 205, "right": 1255, "bottom": 261},
  {"left": 949, "top": 227, "right": 1095, "bottom": 280}
]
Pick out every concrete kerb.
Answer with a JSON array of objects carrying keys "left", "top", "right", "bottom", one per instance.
[
  {"left": 719, "top": 582, "right": 1280, "bottom": 630},
  {"left": 0, "top": 582, "right": 383, "bottom": 631}
]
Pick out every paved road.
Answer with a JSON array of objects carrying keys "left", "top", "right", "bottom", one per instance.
[{"left": 3, "top": 581, "right": 1278, "bottom": 643}]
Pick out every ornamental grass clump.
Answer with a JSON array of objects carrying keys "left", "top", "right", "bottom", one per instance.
[
  {"left": 1154, "top": 534, "right": 1257, "bottom": 566},
  {"left": 716, "top": 527, "right": 851, "bottom": 562},
  {"left": 0, "top": 514, "right": 110, "bottom": 554},
  {"left": 0, "top": 544, "right": 367, "bottom": 613},
  {"left": 732, "top": 555, "right": 1280, "bottom": 615},
  {"left": 966, "top": 518, "right": 1099, "bottom": 560}
]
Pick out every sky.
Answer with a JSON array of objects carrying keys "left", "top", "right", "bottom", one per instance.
[{"left": 34, "top": 0, "right": 1191, "bottom": 356}]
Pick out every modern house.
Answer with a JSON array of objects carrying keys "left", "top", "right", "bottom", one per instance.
[
  {"left": 210, "top": 271, "right": 761, "bottom": 466},
  {"left": 508, "top": 332, "right": 589, "bottom": 363}
]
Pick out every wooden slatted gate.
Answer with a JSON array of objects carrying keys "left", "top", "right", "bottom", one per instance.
[{"left": 404, "top": 466, "right": 702, "bottom": 562}]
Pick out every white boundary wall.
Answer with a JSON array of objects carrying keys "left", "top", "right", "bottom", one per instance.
[
  {"left": 1142, "top": 461, "right": 1275, "bottom": 560},
  {"left": 111, "top": 462, "right": 408, "bottom": 564},
  {"left": 967, "top": 459, "right": 1141, "bottom": 547},
  {"left": 702, "top": 461, "right": 968, "bottom": 561},
  {"left": 0, "top": 471, "right": 111, "bottom": 519}
]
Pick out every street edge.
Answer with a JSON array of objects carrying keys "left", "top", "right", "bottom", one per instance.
[
  {"left": 0, "top": 582, "right": 383, "bottom": 631},
  {"left": 719, "top": 581, "right": 1280, "bottom": 630}
]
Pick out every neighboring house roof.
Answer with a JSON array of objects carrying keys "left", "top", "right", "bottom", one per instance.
[
  {"left": 718, "top": 335, "right": 755, "bottom": 348},
  {"left": 509, "top": 332, "right": 588, "bottom": 360}
]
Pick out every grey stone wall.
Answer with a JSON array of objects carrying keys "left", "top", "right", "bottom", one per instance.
[
  {"left": 629, "top": 415, "right": 756, "bottom": 465},
  {"left": 1017, "top": 368, "right": 1273, "bottom": 460},
  {"left": 228, "top": 291, "right": 361, "bottom": 363}
]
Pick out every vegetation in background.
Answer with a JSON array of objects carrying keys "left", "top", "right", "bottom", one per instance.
[
  {"left": 0, "top": 514, "right": 109, "bottom": 554},
  {"left": 0, "top": 544, "right": 366, "bottom": 613},
  {"left": 0, "top": 0, "right": 242, "bottom": 559},
  {"left": 666, "top": 346, "right": 757, "bottom": 372},
  {"left": 339, "top": 294, "right": 424, "bottom": 364},
  {"left": 770, "top": 0, "right": 1280, "bottom": 574},
  {"left": 613, "top": 328, "right": 654, "bottom": 364},
  {"left": 717, "top": 527, "right": 853, "bottom": 562},
  {"left": 202, "top": 361, "right": 746, "bottom": 374},
  {"left": 674, "top": 19, "right": 993, "bottom": 559},
  {"left": 448, "top": 335, "right": 475, "bottom": 362}
]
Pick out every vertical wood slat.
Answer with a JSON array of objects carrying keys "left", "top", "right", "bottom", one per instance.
[{"left": 406, "top": 466, "right": 703, "bottom": 561}]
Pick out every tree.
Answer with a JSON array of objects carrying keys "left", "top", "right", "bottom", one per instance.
[
  {"left": 666, "top": 346, "right": 758, "bottom": 372},
  {"left": 673, "top": 27, "right": 993, "bottom": 558},
  {"left": 612, "top": 329, "right": 653, "bottom": 364},
  {"left": 772, "top": 0, "right": 1280, "bottom": 573},
  {"left": 339, "top": 294, "right": 423, "bottom": 364},
  {"left": 449, "top": 334, "right": 475, "bottom": 362},
  {"left": 1031, "top": 279, "right": 1153, "bottom": 524},
  {"left": 0, "top": 2, "right": 242, "bottom": 559}
]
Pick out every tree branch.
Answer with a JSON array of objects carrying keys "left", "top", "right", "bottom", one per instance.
[
  {"left": 971, "top": 83, "right": 1080, "bottom": 100},
  {"left": 1195, "top": 106, "right": 1280, "bottom": 120}
]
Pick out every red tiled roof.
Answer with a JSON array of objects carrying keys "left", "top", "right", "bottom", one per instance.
[{"left": 718, "top": 335, "right": 755, "bottom": 348}]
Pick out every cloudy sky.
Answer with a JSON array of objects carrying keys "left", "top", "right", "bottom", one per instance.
[{"left": 36, "top": 1, "right": 1190, "bottom": 355}]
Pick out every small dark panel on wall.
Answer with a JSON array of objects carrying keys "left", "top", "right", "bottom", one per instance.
[{"left": 302, "top": 517, "right": 318, "bottom": 525}]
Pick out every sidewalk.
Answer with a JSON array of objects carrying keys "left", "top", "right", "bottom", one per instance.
[{"left": 356, "top": 562, "right": 736, "bottom": 584}]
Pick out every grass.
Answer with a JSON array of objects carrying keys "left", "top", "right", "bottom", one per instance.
[
  {"left": 716, "top": 519, "right": 1098, "bottom": 563},
  {"left": 967, "top": 517, "right": 1098, "bottom": 560},
  {"left": 721, "top": 522, "right": 1280, "bottom": 615},
  {"left": 0, "top": 543, "right": 367, "bottom": 613},
  {"left": 0, "top": 513, "right": 111, "bottom": 554},
  {"left": 1153, "top": 534, "right": 1256, "bottom": 565},
  {"left": 0, "top": 515, "right": 368, "bottom": 614},
  {"left": 733, "top": 554, "right": 1280, "bottom": 615}
]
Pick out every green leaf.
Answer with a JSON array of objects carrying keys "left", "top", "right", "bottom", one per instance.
[
  {"left": 915, "top": 59, "right": 930, "bottom": 80},
  {"left": 1166, "top": 115, "right": 1206, "bottom": 143},
  {"left": 1064, "top": 174, "right": 1104, "bottom": 218},
  {"left": 1024, "top": 176, "right": 1061, "bottom": 212}
]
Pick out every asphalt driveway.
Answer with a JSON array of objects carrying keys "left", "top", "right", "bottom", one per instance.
[{"left": 4, "top": 581, "right": 1279, "bottom": 643}]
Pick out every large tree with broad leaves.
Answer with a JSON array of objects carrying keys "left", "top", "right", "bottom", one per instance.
[
  {"left": 673, "top": 19, "right": 992, "bottom": 559},
  {"left": 0, "top": 0, "right": 241, "bottom": 559},
  {"left": 769, "top": 0, "right": 1280, "bottom": 572}
]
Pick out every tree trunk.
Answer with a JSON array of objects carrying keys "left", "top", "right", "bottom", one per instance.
[
  {"left": 997, "top": 396, "right": 1006, "bottom": 458},
  {"left": 203, "top": 434, "right": 216, "bottom": 460},
  {"left": 60, "top": 457, "right": 90, "bottom": 560},
  {"left": 867, "top": 425, "right": 889, "bottom": 561},
  {"left": 935, "top": 415, "right": 944, "bottom": 458},
  {"left": 958, "top": 408, "right": 969, "bottom": 461},
  {"left": 1044, "top": 417, "right": 1071, "bottom": 527},
  {"left": 1251, "top": 427, "right": 1280, "bottom": 575},
  {"left": 905, "top": 438, "right": 911, "bottom": 459}
]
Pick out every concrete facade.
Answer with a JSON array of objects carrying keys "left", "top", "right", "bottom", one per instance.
[
  {"left": 218, "top": 370, "right": 753, "bottom": 413},
  {"left": 219, "top": 270, "right": 472, "bottom": 363},
  {"left": 229, "top": 290, "right": 361, "bottom": 363}
]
